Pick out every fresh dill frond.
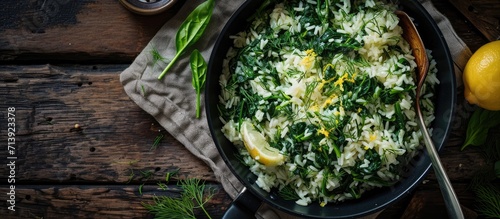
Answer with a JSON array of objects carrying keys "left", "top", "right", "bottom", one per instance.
[
  {"left": 142, "top": 178, "right": 216, "bottom": 219},
  {"left": 143, "top": 194, "right": 196, "bottom": 219},
  {"left": 279, "top": 185, "right": 300, "bottom": 201},
  {"left": 157, "top": 182, "right": 168, "bottom": 191},
  {"left": 473, "top": 183, "right": 500, "bottom": 218},
  {"left": 304, "top": 80, "right": 319, "bottom": 109},
  {"left": 157, "top": 169, "right": 180, "bottom": 191},
  {"left": 180, "top": 178, "right": 216, "bottom": 218},
  {"left": 150, "top": 46, "right": 168, "bottom": 66},
  {"left": 140, "top": 170, "right": 155, "bottom": 180},
  {"left": 470, "top": 167, "right": 500, "bottom": 218}
]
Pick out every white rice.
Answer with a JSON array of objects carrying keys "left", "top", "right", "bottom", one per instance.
[{"left": 219, "top": 0, "right": 438, "bottom": 206}]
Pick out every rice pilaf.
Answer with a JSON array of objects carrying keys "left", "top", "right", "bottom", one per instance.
[{"left": 218, "top": 0, "right": 439, "bottom": 206}]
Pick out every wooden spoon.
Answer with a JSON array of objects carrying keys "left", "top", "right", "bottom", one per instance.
[{"left": 396, "top": 10, "right": 465, "bottom": 219}]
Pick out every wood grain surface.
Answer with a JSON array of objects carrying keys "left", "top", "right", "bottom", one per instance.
[
  {"left": 449, "top": 0, "right": 500, "bottom": 42},
  {"left": 0, "top": 0, "right": 498, "bottom": 218}
]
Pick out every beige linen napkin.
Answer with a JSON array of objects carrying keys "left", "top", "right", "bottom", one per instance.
[{"left": 120, "top": 0, "right": 471, "bottom": 218}]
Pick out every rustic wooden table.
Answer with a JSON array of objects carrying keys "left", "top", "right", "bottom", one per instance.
[{"left": 0, "top": 0, "right": 498, "bottom": 218}]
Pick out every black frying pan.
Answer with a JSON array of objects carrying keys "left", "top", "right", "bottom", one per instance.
[{"left": 206, "top": 0, "right": 456, "bottom": 218}]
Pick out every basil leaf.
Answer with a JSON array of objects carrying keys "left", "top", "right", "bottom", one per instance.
[
  {"left": 158, "top": 0, "right": 215, "bottom": 80},
  {"left": 190, "top": 49, "right": 207, "bottom": 118},
  {"left": 462, "top": 108, "right": 500, "bottom": 150}
]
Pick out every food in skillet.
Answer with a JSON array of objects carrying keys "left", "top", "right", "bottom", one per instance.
[{"left": 218, "top": 0, "right": 439, "bottom": 206}]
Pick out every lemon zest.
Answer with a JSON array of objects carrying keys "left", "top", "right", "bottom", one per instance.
[
  {"left": 369, "top": 134, "right": 377, "bottom": 142},
  {"left": 300, "top": 49, "right": 318, "bottom": 69},
  {"left": 333, "top": 73, "right": 356, "bottom": 91},
  {"left": 317, "top": 126, "right": 330, "bottom": 138}
]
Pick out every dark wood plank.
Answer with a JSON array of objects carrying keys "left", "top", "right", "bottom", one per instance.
[
  {"left": 0, "top": 0, "right": 492, "bottom": 63},
  {"left": 432, "top": 0, "right": 491, "bottom": 52},
  {"left": 399, "top": 183, "right": 479, "bottom": 219},
  {"left": 0, "top": 64, "right": 215, "bottom": 184},
  {"left": 378, "top": 182, "right": 478, "bottom": 219},
  {"left": 448, "top": 0, "right": 500, "bottom": 42},
  {"left": 0, "top": 0, "right": 184, "bottom": 63},
  {"left": 0, "top": 184, "right": 231, "bottom": 219}
]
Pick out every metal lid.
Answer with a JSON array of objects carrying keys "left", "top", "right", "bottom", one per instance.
[{"left": 119, "top": 0, "right": 178, "bottom": 15}]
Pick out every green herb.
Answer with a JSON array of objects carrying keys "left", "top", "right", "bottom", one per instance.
[
  {"left": 158, "top": 0, "right": 215, "bottom": 80},
  {"left": 394, "top": 102, "right": 405, "bottom": 131},
  {"left": 145, "top": 193, "right": 195, "bottom": 219},
  {"left": 143, "top": 178, "right": 215, "bottom": 219},
  {"left": 140, "top": 170, "right": 155, "bottom": 180},
  {"left": 157, "top": 170, "right": 179, "bottom": 191},
  {"left": 151, "top": 46, "right": 168, "bottom": 66},
  {"left": 141, "top": 84, "right": 146, "bottom": 96},
  {"left": 157, "top": 182, "right": 168, "bottom": 191},
  {"left": 470, "top": 169, "right": 500, "bottom": 218},
  {"left": 353, "top": 148, "right": 381, "bottom": 176},
  {"left": 165, "top": 169, "right": 179, "bottom": 182},
  {"left": 462, "top": 108, "right": 500, "bottom": 217},
  {"left": 278, "top": 185, "right": 300, "bottom": 200},
  {"left": 474, "top": 184, "right": 500, "bottom": 218},
  {"left": 151, "top": 133, "right": 164, "bottom": 151},
  {"left": 190, "top": 49, "right": 208, "bottom": 118},
  {"left": 139, "top": 183, "right": 145, "bottom": 195},
  {"left": 461, "top": 108, "right": 500, "bottom": 150}
]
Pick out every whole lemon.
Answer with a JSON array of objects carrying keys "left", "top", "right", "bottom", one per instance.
[{"left": 463, "top": 40, "right": 500, "bottom": 111}]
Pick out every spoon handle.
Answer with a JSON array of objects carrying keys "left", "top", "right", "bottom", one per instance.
[{"left": 416, "top": 109, "right": 464, "bottom": 219}]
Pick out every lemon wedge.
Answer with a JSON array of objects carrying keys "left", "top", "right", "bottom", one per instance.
[{"left": 240, "top": 121, "right": 285, "bottom": 167}]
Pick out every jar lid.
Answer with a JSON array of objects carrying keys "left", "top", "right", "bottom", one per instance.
[{"left": 119, "top": 0, "right": 178, "bottom": 15}]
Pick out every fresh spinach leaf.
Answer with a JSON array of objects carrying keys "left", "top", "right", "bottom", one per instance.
[
  {"left": 353, "top": 148, "right": 382, "bottom": 176},
  {"left": 158, "top": 0, "right": 215, "bottom": 80},
  {"left": 190, "top": 49, "right": 207, "bottom": 118},
  {"left": 462, "top": 108, "right": 500, "bottom": 150}
]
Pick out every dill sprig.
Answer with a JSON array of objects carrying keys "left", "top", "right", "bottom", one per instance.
[
  {"left": 142, "top": 178, "right": 216, "bottom": 219},
  {"left": 278, "top": 185, "right": 300, "bottom": 201},
  {"left": 145, "top": 194, "right": 196, "bottom": 219},
  {"left": 466, "top": 128, "right": 500, "bottom": 218},
  {"left": 470, "top": 168, "right": 500, "bottom": 218},
  {"left": 473, "top": 183, "right": 500, "bottom": 218},
  {"left": 150, "top": 46, "right": 168, "bottom": 66},
  {"left": 151, "top": 133, "right": 164, "bottom": 151}
]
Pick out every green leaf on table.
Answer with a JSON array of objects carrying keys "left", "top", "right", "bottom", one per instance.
[
  {"left": 461, "top": 108, "right": 500, "bottom": 150},
  {"left": 190, "top": 49, "right": 207, "bottom": 118},
  {"left": 157, "top": 0, "right": 215, "bottom": 80}
]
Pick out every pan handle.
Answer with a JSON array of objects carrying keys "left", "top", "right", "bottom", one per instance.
[{"left": 223, "top": 187, "right": 262, "bottom": 219}]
